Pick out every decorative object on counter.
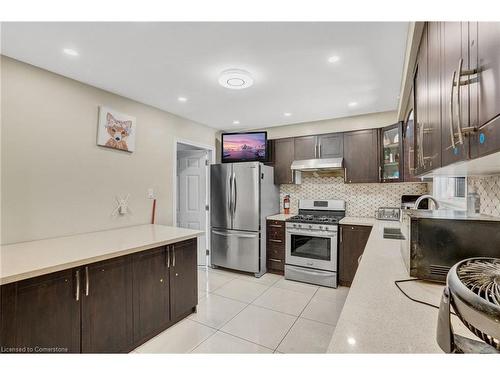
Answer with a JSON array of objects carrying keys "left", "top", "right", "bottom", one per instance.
[
  {"left": 466, "top": 186, "right": 481, "bottom": 217},
  {"left": 283, "top": 194, "right": 291, "bottom": 214},
  {"left": 375, "top": 207, "right": 401, "bottom": 221},
  {"left": 97, "top": 106, "right": 136, "bottom": 152},
  {"left": 112, "top": 194, "right": 130, "bottom": 216},
  {"left": 437, "top": 257, "right": 500, "bottom": 353}
]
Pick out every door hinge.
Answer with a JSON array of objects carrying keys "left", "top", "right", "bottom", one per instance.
[
  {"left": 206, "top": 249, "right": 210, "bottom": 255},
  {"left": 205, "top": 204, "right": 209, "bottom": 211}
]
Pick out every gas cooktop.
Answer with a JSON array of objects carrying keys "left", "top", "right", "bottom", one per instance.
[{"left": 286, "top": 215, "right": 341, "bottom": 224}]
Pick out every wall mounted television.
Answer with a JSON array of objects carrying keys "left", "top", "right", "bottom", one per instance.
[{"left": 221, "top": 131, "right": 268, "bottom": 163}]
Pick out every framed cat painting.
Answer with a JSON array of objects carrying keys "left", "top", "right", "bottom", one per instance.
[{"left": 97, "top": 106, "right": 136, "bottom": 152}]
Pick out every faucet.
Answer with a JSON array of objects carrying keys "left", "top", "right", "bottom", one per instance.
[{"left": 415, "top": 194, "right": 440, "bottom": 210}]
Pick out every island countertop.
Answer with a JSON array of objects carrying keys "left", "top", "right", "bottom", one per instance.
[
  {"left": 0, "top": 224, "right": 203, "bottom": 285},
  {"left": 328, "top": 218, "right": 474, "bottom": 353}
]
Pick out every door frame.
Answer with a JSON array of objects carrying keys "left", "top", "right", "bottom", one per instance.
[{"left": 172, "top": 138, "right": 215, "bottom": 267}]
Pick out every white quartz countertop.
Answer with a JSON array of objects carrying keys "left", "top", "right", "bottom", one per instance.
[
  {"left": 328, "top": 219, "right": 474, "bottom": 353},
  {"left": 0, "top": 224, "right": 203, "bottom": 285},
  {"left": 267, "top": 213, "right": 295, "bottom": 221}
]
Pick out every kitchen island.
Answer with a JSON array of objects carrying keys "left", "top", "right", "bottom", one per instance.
[
  {"left": 328, "top": 217, "right": 474, "bottom": 353},
  {"left": 0, "top": 224, "right": 202, "bottom": 353}
]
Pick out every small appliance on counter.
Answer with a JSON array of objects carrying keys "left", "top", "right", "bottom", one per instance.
[
  {"left": 400, "top": 210, "right": 500, "bottom": 282},
  {"left": 284, "top": 199, "right": 345, "bottom": 288},
  {"left": 437, "top": 257, "right": 500, "bottom": 353},
  {"left": 375, "top": 207, "right": 400, "bottom": 221}
]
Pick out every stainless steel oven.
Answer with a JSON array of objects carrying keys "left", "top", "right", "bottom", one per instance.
[{"left": 286, "top": 224, "right": 337, "bottom": 271}]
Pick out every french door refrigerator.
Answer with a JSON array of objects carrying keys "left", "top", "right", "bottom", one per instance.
[{"left": 210, "top": 162, "right": 279, "bottom": 277}]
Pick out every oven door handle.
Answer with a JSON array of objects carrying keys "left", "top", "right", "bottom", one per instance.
[{"left": 287, "top": 230, "right": 337, "bottom": 238}]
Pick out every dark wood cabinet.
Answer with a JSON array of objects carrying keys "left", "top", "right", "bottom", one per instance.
[
  {"left": 318, "top": 133, "right": 343, "bottom": 159},
  {"left": 294, "top": 136, "right": 317, "bottom": 160},
  {"left": 266, "top": 220, "right": 285, "bottom": 274},
  {"left": 470, "top": 22, "right": 500, "bottom": 158},
  {"left": 0, "top": 269, "right": 81, "bottom": 353},
  {"left": 440, "top": 22, "right": 470, "bottom": 167},
  {"left": 0, "top": 238, "right": 198, "bottom": 353},
  {"left": 272, "top": 138, "right": 295, "bottom": 184},
  {"left": 81, "top": 256, "right": 133, "bottom": 353},
  {"left": 380, "top": 122, "right": 403, "bottom": 182},
  {"left": 169, "top": 239, "right": 198, "bottom": 321},
  {"left": 132, "top": 246, "right": 170, "bottom": 345},
  {"left": 343, "top": 129, "right": 380, "bottom": 183},
  {"left": 414, "top": 24, "right": 429, "bottom": 175},
  {"left": 339, "top": 225, "right": 372, "bottom": 286}
]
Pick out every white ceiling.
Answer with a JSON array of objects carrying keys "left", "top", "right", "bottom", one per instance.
[{"left": 1, "top": 22, "right": 408, "bottom": 130}]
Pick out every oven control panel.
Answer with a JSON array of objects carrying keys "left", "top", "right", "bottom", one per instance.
[{"left": 286, "top": 222, "right": 338, "bottom": 232}]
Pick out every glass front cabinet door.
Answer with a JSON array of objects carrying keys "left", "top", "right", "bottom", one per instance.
[{"left": 380, "top": 122, "right": 403, "bottom": 182}]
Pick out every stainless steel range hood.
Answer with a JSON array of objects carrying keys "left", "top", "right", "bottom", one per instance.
[{"left": 290, "top": 158, "right": 344, "bottom": 172}]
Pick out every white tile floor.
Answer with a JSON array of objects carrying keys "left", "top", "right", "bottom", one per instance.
[{"left": 134, "top": 266, "right": 349, "bottom": 353}]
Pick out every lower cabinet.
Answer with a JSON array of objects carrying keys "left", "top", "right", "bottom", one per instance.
[
  {"left": 0, "top": 269, "right": 81, "bottom": 353},
  {"left": 132, "top": 246, "right": 170, "bottom": 346},
  {"left": 0, "top": 238, "right": 198, "bottom": 353},
  {"left": 339, "top": 225, "right": 372, "bottom": 287},
  {"left": 266, "top": 220, "right": 285, "bottom": 275},
  {"left": 169, "top": 239, "right": 198, "bottom": 321},
  {"left": 81, "top": 256, "right": 133, "bottom": 353}
]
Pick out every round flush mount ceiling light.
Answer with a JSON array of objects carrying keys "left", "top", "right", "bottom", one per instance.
[
  {"left": 218, "top": 69, "right": 254, "bottom": 90},
  {"left": 178, "top": 96, "right": 188, "bottom": 102},
  {"left": 232, "top": 120, "right": 240, "bottom": 125},
  {"left": 283, "top": 112, "right": 292, "bottom": 117},
  {"left": 348, "top": 101, "right": 358, "bottom": 107},
  {"left": 63, "top": 48, "right": 79, "bottom": 57},
  {"left": 328, "top": 55, "right": 340, "bottom": 63}
]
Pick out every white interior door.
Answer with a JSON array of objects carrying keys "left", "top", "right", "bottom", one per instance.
[{"left": 177, "top": 150, "right": 208, "bottom": 266}]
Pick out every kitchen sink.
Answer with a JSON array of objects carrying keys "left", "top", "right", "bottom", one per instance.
[{"left": 383, "top": 227, "right": 405, "bottom": 240}]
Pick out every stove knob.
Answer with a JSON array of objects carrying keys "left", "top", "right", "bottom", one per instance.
[
  {"left": 308, "top": 224, "right": 313, "bottom": 229},
  {"left": 319, "top": 225, "right": 323, "bottom": 230},
  {"left": 293, "top": 224, "right": 297, "bottom": 228},
  {"left": 298, "top": 224, "right": 302, "bottom": 228},
  {"left": 325, "top": 226, "right": 329, "bottom": 231}
]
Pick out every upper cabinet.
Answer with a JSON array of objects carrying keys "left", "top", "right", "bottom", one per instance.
[
  {"left": 470, "top": 22, "right": 500, "bottom": 157},
  {"left": 272, "top": 138, "right": 295, "bottom": 184},
  {"left": 344, "top": 129, "right": 380, "bottom": 183},
  {"left": 294, "top": 136, "right": 317, "bottom": 160},
  {"left": 380, "top": 122, "right": 403, "bottom": 182},
  {"left": 293, "top": 133, "right": 343, "bottom": 160},
  {"left": 413, "top": 21, "right": 500, "bottom": 176}
]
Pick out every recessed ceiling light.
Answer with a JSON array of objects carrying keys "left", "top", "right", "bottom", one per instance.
[
  {"left": 328, "top": 55, "right": 340, "bottom": 63},
  {"left": 233, "top": 120, "right": 240, "bottom": 125},
  {"left": 348, "top": 101, "right": 358, "bottom": 107},
  {"left": 178, "top": 96, "right": 188, "bottom": 102},
  {"left": 63, "top": 48, "right": 79, "bottom": 57},
  {"left": 219, "top": 69, "right": 254, "bottom": 90},
  {"left": 283, "top": 112, "right": 292, "bottom": 117}
]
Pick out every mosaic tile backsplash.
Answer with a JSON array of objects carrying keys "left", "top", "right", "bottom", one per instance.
[
  {"left": 467, "top": 175, "right": 500, "bottom": 217},
  {"left": 280, "top": 175, "right": 429, "bottom": 217}
]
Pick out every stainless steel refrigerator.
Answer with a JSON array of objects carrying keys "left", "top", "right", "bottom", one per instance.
[{"left": 210, "top": 162, "right": 279, "bottom": 277}]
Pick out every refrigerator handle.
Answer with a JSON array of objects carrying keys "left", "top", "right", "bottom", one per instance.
[
  {"left": 232, "top": 172, "right": 237, "bottom": 216},
  {"left": 228, "top": 172, "right": 233, "bottom": 217}
]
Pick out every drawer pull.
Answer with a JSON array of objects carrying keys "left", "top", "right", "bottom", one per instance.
[
  {"left": 269, "top": 224, "right": 283, "bottom": 228},
  {"left": 269, "top": 258, "right": 282, "bottom": 263},
  {"left": 269, "top": 239, "right": 282, "bottom": 243}
]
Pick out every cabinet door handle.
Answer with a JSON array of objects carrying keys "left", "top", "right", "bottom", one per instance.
[
  {"left": 166, "top": 246, "right": 170, "bottom": 268},
  {"left": 75, "top": 270, "right": 80, "bottom": 301},
  {"left": 269, "top": 239, "right": 282, "bottom": 243},
  {"left": 85, "top": 266, "right": 89, "bottom": 296},
  {"left": 269, "top": 258, "right": 282, "bottom": 263},
  {"left": 172, "top": 247, "right": 176, "bottom": 267},
  {"left": 449, "top": 70, "right": 457, "bottom": 149},
  {"left": 269, "top": 224, "right": 282, "bottom": 228},
  {"left": 318, "top": 143, "right": 322, "bottom": 158},
  {"left": 358, "top": 255, "right": 363, "bottom": 265},
  {"left": 455, "top": 58, "right": 465, "bottom": 145},
  {"left": 340, "top": 227, "right": 343, "bottom": 243}
]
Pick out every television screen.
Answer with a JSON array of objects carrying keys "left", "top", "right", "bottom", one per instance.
[{"left": 221, "top": 132, "right": 268, "bottom": 163}]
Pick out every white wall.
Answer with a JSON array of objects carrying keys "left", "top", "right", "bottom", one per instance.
[
  {"left": 255, "top": 110, "right": 398, "bottom": 139},
  {"left": 1, "top": 56, "right": 218, "bottom": 244}
]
